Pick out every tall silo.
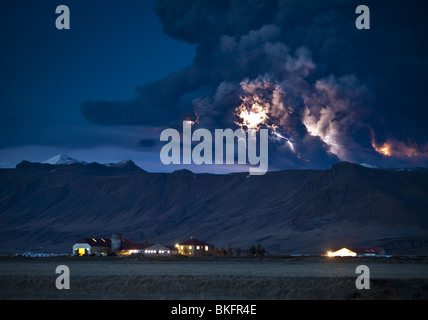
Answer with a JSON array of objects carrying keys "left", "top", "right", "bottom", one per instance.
[{"left": 111, "top": 233, "right": 122, "bottom": 252}]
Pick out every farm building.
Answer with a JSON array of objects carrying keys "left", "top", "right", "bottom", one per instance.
[
  {"left": 72, "top": 233, "right": 153, "bottom": 256},
  {"left": 72, "top": 237, "right": 111, "bottom": 256},
  {"left": 176, "top": 238, "right": 214, "bottom": 256},
  {"left": 144, "top": 243, "right": 173, "bottom": 256},
  {"left": 352, "top": 247, "right": 385, "bottom": 257},
  {"left": 327, "top": 247, "right": 385, "bottom": 257}
]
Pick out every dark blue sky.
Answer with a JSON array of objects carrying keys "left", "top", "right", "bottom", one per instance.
[
  {"left": 0, "top": 0, "right": 196, "bottom": 169},
  {"left": 1, "top": 0, "right": 427, "bottom": 172}
]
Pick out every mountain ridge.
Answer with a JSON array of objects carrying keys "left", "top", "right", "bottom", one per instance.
[{"left": 1, "top": 160, "right": 427, "bottom": 255}]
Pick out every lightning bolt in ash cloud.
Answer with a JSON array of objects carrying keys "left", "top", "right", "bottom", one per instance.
[{"left": 76, "top": 0, "right": 428, "bottom": 170}]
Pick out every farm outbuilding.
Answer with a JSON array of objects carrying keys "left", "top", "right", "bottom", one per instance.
[
  {"left": 352, "top": 247, "right": 385, "bottom": 257},
  {"left": 327, "top": 247, "right": 385, "bottom": 257},
  {"left": 327, "top": 248, "right": 357, "bottom": 257},
  {"left": 72, "top": 237, "right": 111, "bottom": 256},
  {"left": 72, "top": 234, "right": 150, "bottom": 256},
  {"left": 121, "top": 239, "right": 153, "bottom": 254},
  {"left": 144, "top": 243, "right": 172, "bottom": 256}
]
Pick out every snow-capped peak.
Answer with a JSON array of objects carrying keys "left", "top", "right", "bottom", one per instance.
[
  {"left": 43, "top": 155, "right": 87, "bottom": 165},
  {"left": 106, "top": 159, "right": 134, "bottom": 167},
  {"left": 360, "top": 163, "right": 378, "bottom": 169}
]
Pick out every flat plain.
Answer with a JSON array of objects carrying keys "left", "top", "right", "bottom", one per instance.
[{"left": 1, "top": 256, "right": 427, "bottom": 299}]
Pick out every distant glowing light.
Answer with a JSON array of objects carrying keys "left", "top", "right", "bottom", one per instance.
[{"left": 327, "top": 248, "right": 357, "bottom": 257}]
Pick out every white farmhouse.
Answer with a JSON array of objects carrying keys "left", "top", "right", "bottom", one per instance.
[{"left": 144, "top": 243, "right": 172, "bottom": 256}]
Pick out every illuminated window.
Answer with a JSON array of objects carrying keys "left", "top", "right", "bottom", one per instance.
[
  {"left": 189, "top": 246, "right": 192, "bottom": 250},
  {"left": 180, "top": 246, "right": 183, "bottom": 250},
  {"left": 196, "top": 246, "right": 200, "bottom": 250},
  {"left": 205, "top": 246, "right": 208, "bottom": 251}
]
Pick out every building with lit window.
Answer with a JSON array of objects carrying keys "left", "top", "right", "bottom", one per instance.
[
  {"left": 353, "top": 247, "right": 385, "bottom": 257},
  {"left": 72, "top": 237, "right": 111, "bottom": 256},
  {"left": 144, "top": 243, "right": 172, "bottom": 256},
  {"left": 121, "top": 240, "right": 153, "bottom": 255},
  {"left": 327, "top": 248, "right": 357, "bottom": 257},
  {"left": 327, "top": 247, "right": 385, "bottom": 257},
  {"left": 176, "top": 238, "right": 213, "bottom": 256}
]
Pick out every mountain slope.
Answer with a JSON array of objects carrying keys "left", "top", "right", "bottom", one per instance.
[{"left": 0, "top": 161, "right": 427, "bottom": 254}]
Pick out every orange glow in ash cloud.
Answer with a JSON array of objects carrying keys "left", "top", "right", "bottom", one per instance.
[
  {"left": 372, "top": 141, "right": 392, "bottom": 157},
  {"left": 371, "top": 130, "right": 428, "bottom": 159}
]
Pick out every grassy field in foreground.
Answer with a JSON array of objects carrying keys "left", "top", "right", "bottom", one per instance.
[{"left": 1, "top": 256, "right": 428, "bottom": 299}]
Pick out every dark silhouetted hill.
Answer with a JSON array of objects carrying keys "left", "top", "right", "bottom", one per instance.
[{"left": 1, "top": 160, "right": 427, "bottom": 255}]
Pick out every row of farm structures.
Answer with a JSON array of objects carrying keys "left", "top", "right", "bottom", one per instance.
[
  {"left": 73, "top": 233, "right": 235, "bottom": 257},
  {"left": 72, "top": 234, "right": 386, "bottom": 258}
]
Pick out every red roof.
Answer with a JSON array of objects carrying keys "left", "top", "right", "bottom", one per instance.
[{"left": 122, "top": 240, "right": 153, "bottom": 250}]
